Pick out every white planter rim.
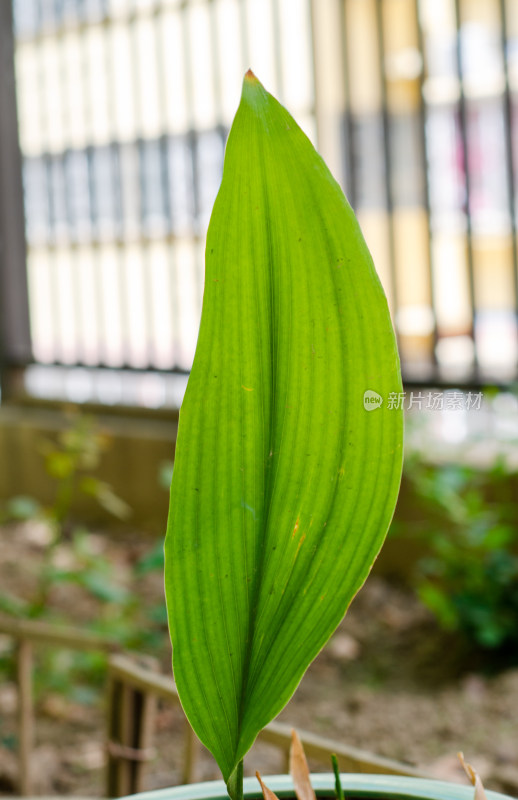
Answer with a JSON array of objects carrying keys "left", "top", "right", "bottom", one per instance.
[{"left": 124, "top": 774, "right": 515, "bottom": 800}]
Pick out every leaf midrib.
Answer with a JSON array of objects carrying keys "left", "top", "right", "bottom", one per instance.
[
  {"left": 234, "top": 141, "right": 396, "bottom": 726},
  {"left": 233, "top": 123, "right": 351, "bottom": 760},
  {"left": 233, "top": 127, "right": 279, "bottom": 762}
]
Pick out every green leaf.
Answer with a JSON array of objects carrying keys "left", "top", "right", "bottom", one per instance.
[
  {"left": 158, "top": 460, "right": 175, "bottom": 491},
  {"left": 136, "top": 540, "right": 165, "bottom": 575},
  {"left": 5, "top": 495, "right": 41, "bottom": 520},
  {"left": 418, "top": 581, "right": 458, "bottom": 630},
  {"left": 164, "top": 72, "right": 403, "bottom": 784},
  {"left": 79, "top": 477, "right": 132, "bottom": 520},
  {"left": 331, "top": 754, "right": 345, "bottom": 800}
]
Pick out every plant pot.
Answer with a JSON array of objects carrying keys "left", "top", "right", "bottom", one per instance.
[{"left": 123, "top": 774, "right": 516, "bottom": 800}]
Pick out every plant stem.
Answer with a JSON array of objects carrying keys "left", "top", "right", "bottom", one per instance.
[
  {"left": 226, "top": 760, "right": 244, "bottom": 800},
  {"left": 331, "top": 754, "right": 344, "bottom": 800}
]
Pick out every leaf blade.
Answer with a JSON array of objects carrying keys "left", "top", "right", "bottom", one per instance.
[{"left": 165, "top": 72, "right": 403, "bottom": 781}]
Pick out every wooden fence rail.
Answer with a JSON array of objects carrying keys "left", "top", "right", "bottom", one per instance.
[
  {"left": 0, "top": 617, "right": 427, "bottom": 798},
  {"left": 0, "top": 615, "right": 121, "bottom": 796},
  {"left": 106, "top": 654, "right": 427, "bottom": 797}
]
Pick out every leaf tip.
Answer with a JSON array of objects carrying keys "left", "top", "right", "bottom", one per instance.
[
  {"left": 256, "top": 772, "right": 280, "bottom": 800},
  {"left": 290, "top": 730, "right": 316, "bottom": 800},
  {"left": 241, "top": 69, "right": 267, "bottom": 106},
  {"left": 458, "top": 753, "right": 488, "bottom": 800}
]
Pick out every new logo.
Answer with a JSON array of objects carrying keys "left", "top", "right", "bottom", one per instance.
[{"left": 363, "top": 390, "right": 383, "bottom": 411}]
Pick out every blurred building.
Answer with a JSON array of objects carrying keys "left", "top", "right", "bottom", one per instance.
[{"left": 4, "top": 0, "right": 518, "bottom": 406}]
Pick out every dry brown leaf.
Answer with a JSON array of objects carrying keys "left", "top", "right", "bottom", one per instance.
[
  {"left": 290, "top": 729, "right": 316, "bottom": 800},
  {"left": 256, "top": 771, "right": 281, "bottom": 800},
  {"left": 458, "top": 752, "right": 488, "bottom": 800}
]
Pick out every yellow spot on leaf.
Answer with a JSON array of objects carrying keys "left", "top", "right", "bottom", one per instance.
[
  {"left": 242, "top": 385, "right": 254, "bottom": 391},
  {"left": 295, "top": 534, "right": 306, "bottom": 557}
]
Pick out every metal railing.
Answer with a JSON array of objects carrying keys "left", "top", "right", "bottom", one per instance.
[{"left": 1, "top": 0, "right": 518, "bottom": 407}]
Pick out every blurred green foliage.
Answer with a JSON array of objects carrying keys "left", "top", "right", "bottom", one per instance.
[
  {"left": 0, "top": 413, "right": 167, "bottom": 702},
  {"left": 392, "top": 453, "right": 518, "bottom": 652},
  {"left": 1, "top": 413, "right": 131, "bottom": 618}
]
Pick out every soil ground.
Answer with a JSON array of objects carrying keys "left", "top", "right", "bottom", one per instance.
[{"left": 0, "top": 522, "right": 517, "bottom": 798}]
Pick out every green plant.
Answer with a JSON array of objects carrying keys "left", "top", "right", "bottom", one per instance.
[
  {"left": 331, "top": 754, "right": 345, "bottom": 800},
  {"left": 164, "top": 72, "right": 403, "bottom": 800},
  {"left": 394, "top": 454, "right": 518, "bottom": 651},
  {"left": 0, "top": 412, "right": 131, "bottom": 619},
  {"left": 0, "top": 414, "right": 163, "bottom": 702}
]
